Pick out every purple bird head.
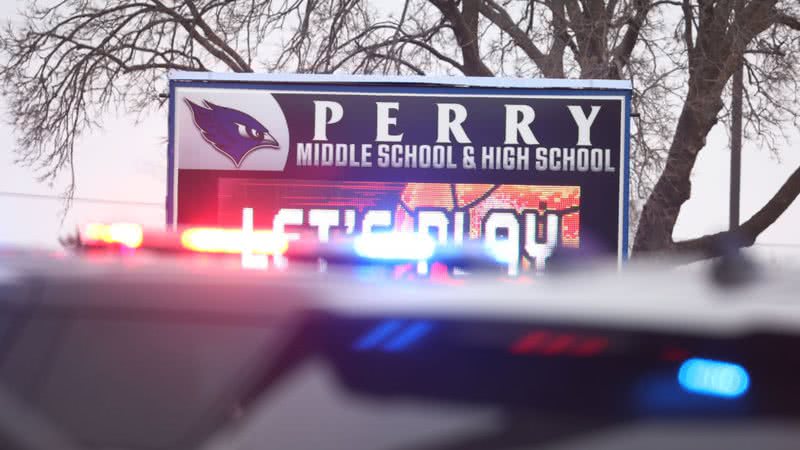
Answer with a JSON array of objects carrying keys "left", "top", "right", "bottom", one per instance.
[{"left": 185, "top": 99, "right": 279, "bottom": 167}]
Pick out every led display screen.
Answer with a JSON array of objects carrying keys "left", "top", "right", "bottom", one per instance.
[{"left": 168, "top": 75, "right": 630, "bottom": 273}]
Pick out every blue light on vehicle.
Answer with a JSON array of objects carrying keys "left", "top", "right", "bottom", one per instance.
[
  {"left": 353, "top": 320, "right": 434, "bottom": 352},
  {"left": 678, "top": 358, "right": 750, "bottom": 398},
  {"left": 353, "top": 320, "right": 404, "bottom": 351},
  {"left": 383, "top": 321, "right": 434, "bottom": 352},
  {"left": 353, "top": 232, "right": 436, "bottom": 261},
  {"left": 485, "top": 240, "right": 516, "bottom": 263}
]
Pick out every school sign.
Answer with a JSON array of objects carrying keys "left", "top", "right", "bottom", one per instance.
[{"left": 167, "top": 72, "right": 631, "bottom": 273}]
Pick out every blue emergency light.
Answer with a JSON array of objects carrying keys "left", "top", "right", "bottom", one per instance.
[
  {"left": 353, "top": 232, "right": 436, "bottom": 261},
  {"left": 678, "top": 358, "right": 750, "bottom": 398}
]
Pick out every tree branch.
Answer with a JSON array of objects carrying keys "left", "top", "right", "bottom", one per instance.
[
  {"left": 673, "top": 164, "right": 800, "bottom": 261},
  {"left": 479, "top": 0, "right": 556, "bottom": 76},
  {"left": 682, "top": 0, "right": 694, "bottom": 59},
  {"left": 546, "top": 0, "right": 569, "bottom": 77},
  {"left": 609, "top": 0, "right": 651, "bottom": 78},
  {"left": 775, "top": 11, "right": 800, "bottom": 31},
  {"left": 183, "top": 0, "right": 252, "bottom": 72},
  {"left": 148, "top": 0, "right": 243, "bottom": 72},
  {"left": 429, "top": 0, "right": 493, "bottom": 76}
]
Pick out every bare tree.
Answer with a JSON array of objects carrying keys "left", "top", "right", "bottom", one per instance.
[
  {"left": 1, "top": 0, "right": 799, "bottom": 259},
  {"left": 0, "top": 0, "right": 374, "bottom": 199}
]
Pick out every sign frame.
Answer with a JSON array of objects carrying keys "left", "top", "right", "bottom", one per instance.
[{"left": 166, "top": 71, "right": 632, "bottom": 263}]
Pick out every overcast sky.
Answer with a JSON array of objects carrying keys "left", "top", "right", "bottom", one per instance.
[{"left": 0, "top": 0, "right": 798, "bottom": 265}]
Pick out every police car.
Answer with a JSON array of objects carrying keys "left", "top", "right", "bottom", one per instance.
[{"left": 0, "top": 223, "right": 798, "bottom": 450}]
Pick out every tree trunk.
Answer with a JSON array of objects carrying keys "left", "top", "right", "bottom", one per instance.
[{"left": 633, "top": 78, "right": 725, "bottom": 253}]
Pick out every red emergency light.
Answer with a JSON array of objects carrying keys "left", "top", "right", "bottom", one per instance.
[
  {"left": 81, "top": 223, "right": 144, "bottom": 249},
  {"left": 79, "top": 223, "right": 289, "bottom": 257}
]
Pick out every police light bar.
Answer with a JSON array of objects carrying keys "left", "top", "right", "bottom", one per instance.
[
  {"left": 78, "top": 223, "right": 289, "bottom": 257},
  {"left": 286, "top": 233, "right": 507, "bottom": 272},
  {"left": 76, "top": 222, "right": 505, "bottom": 273},
  {"left": 353, "top": 232, "right": 436, "bottom": 261},
  {"left": 181, "top": 227, "right": 289, "bottom": 255},
  {"left": 81, "top": 223, "right": 144, "bottom": 249}
]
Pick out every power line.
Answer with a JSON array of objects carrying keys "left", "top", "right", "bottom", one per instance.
[{"left": 0, "top": 191, "right": 162, "bottom": 207}]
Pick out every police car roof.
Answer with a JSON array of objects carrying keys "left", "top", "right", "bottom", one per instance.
[
  {"left": 321, "top": 261, "right": 800, "bottom": 337},
  {"left": 0, "top": 248, "right": 320, "bottom": 318},
  {"left": 3, "top": 248, "right": 798, "bottom": 338}
]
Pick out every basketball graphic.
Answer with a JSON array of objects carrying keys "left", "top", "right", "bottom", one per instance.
[
  {"left": 394, "top": 183, "right": 580, "bottom": 247},
  {"left": 389, "top": 183, "right": 580, "bottom": 275}
]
